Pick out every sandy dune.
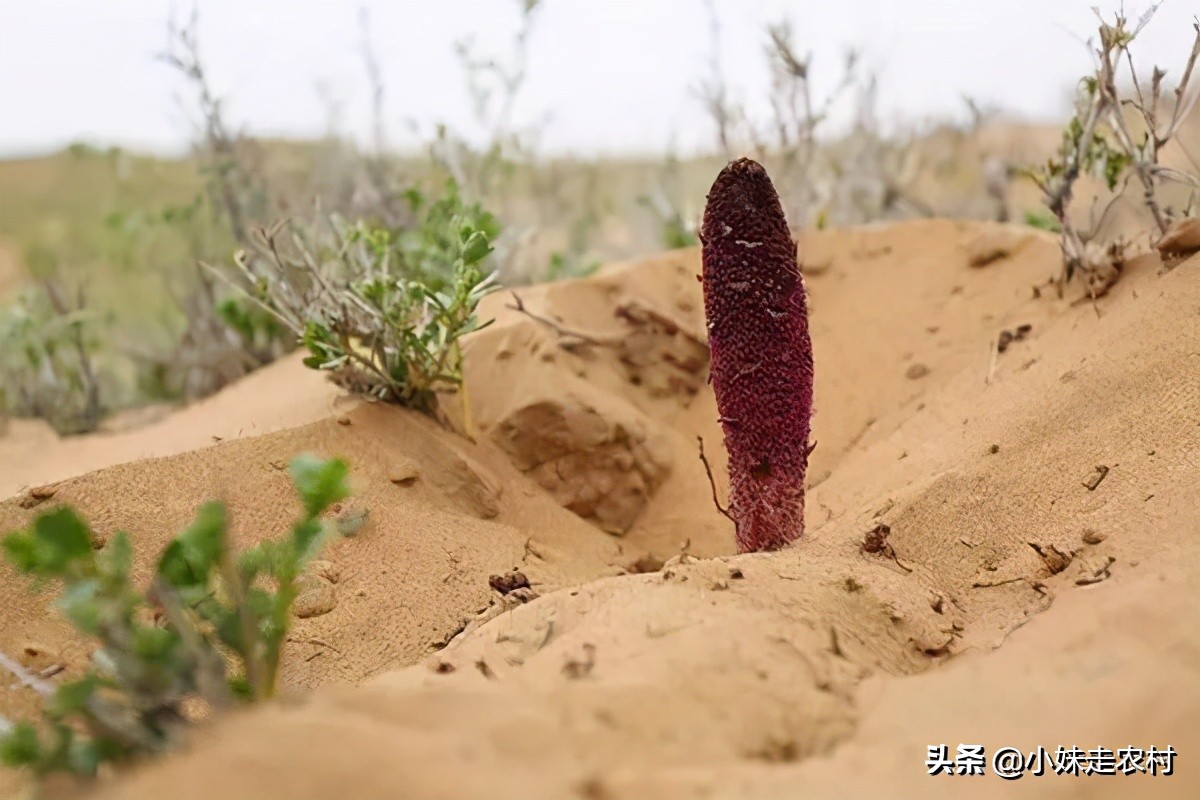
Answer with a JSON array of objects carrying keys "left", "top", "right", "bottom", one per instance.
[
  {"left": 1, "top": 219, "right": 1196, "bottom": 798},
  {"left": 0, "top": 355, "right": 352, "bottom": 499}
]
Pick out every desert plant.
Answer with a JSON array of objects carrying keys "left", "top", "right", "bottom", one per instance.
[
  {"left": 221, "top": 181, "right": 500, "bottom": 422},
  {"left": 159, "top": 7, "right": 269, "bottom": 247},
  {"left": 1024, "top": 209, "right": 1062, "bottom": 233},
  {"left": 0, "top": 455, "right": 349, "bottom": 778},
  {"left": 425, "top": 0, "right": 612, "bottom": 283},
  {"left": 346, "top": 8, "right": 412, "bottom": 230},
  {"left": 0, "top": 281, "right": 104, "bottom": 435},
  {"left": 694, "top": 6, "right": 928, "bottom": 230},
  {"left": 432, "top": 0, "right": 543, "bottom": 204},
  {"left": 150, "top": 8, "right": 295, "bottom": 399},
  {"left": 638, "top": 150, "right": 700, "bottom": 250},
  {"left": 1025, "top": 9, "right": 1200, "bottom": 297},
  {"left": 699, "top": 158, "right": 814, "bottom": 553}
]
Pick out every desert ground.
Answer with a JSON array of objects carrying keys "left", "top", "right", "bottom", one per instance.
[{"left": 2, "top": 215, "right": 1196, "bottom": 798}]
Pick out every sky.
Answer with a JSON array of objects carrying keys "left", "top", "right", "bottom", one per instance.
[{"left": 0, "top": 0, "right": 1197, "bottom": 158}]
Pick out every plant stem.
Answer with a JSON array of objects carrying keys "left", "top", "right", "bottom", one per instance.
[
  {"left": 218, "top": 549, "right": 262, "bottom": 699},
  {"left": 151, "top": 580, "right": 235, "bottom": 709},
  {"left": 259, "top": 577, "right": 297, "bottom": 700}
]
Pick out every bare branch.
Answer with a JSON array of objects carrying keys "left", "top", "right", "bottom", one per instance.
[
  {"left": 505, "top": 292, "right": 622, "bottom": 348},
  {"left": 697, "top": 436, "right": 734, "bottom": 521},
  {"left": 42, "top": 278, "right": 101, "bottom": 431}
]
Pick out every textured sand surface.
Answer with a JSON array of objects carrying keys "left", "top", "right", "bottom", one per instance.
[
  {"left": 1, "top": 219, "right": 1196, "bottom": 799},
  {"left": 0, "top": 356, "right": 351, "bottom": 499}
]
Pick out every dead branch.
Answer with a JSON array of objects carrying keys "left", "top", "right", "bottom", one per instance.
[
  {"left": 41, "top": 279, "right": 101, "bottom": 431},
  {"left": 1026, "top": 9, "right": 1200, "bottom": 295},
  {"left": 697, "top": 436, "right": 734, "bottom": 521},
  {"left": 505, "top": 292, "right": 623, "bottom": 349},
  {"left": 159, "top": 6, "right": 262, "bottom": 245}
]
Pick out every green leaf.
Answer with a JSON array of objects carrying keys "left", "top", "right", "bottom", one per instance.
[
  {"left": 401, "top": 186, "right": 424, "bottom": 212},
  {"left": 227, "top": 675, "right": 254, "bottom": 701},
  {"left": 291, "top": 519, "right": 326, "bottom": 566},
  {"left": 0, "top": 722, "right": 42, "bottom": 767},
  {"left": 131, "top": 625, "right": 178, "bottom": 661},
  {"left": 245, "top": 587, "right": 275, "bottom": 620},
  {"left": 97, "top": 531, "right": 133, "bottom": 583},
  {"left": 212, "top": 605, "right": 246, "bottom": 654},
  {"left": 56, "top": 578, "right": 103, "bottom": 635},
  {"left": 460, "top": 230, "right": 493, "bottom": 265},
  {"left": 48, "top": 675, "right": 102, "bottom": 717},
  {"left": 288, "top": 456, "right": 349, "bottom": 518},
  {"left": 236, "top": 541, "right": 274, "bottom": 583},
  {"left": 5, "top": 507, "right": 95, "bottom": 576},
  {"left": 1023, "top": 210, "right": 1061, "bottom": 233},
  {"left": 2, "top": 531, "right": 38, "bottom": 573},
  {"left": 67, "top": 737, "right": 117, "bottom": 776},
  {"left": 157, "top": 502, "right": 228, "bottom": 588}
]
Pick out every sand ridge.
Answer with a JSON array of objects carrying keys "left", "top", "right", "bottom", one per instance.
[{"left": 1, "top": 220, "right": 1196, "bottom": 798}]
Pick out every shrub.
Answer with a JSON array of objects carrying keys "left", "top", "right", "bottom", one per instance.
[
  {"left": 0, "top": 455, "right": 349, "bottom": 778},
  {"left": 0, "top": 282, "right": 103, "bottom": 435},
  {"left": 1024, "top": 10, "right": 1200, "bottom": 297},
  {"left": 223, "top": 181, "right": 500, "bottom": 420}
]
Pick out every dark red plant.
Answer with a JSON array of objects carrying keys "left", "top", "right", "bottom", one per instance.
[{"left": 700, "top": 158, "right": 814, "bottom": 553}]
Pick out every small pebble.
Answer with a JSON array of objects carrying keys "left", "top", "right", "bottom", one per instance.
[
  {"left": 333, "top": 503, "right": 370, "bottom": 537},
  {"left": 293, "top": 585, "right": 337, "bottom": 618},
  {"left": 388, "top": 460, "right": 420, "bottom": 485}
]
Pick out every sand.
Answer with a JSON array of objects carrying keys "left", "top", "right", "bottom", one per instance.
[{"left": 1, "top": 219, "right": 1197, "bottom": 798}]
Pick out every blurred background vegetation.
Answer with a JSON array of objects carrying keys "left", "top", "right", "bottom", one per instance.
[{"left": 0, "top": 1, "right": 1195, "bottom": 434}]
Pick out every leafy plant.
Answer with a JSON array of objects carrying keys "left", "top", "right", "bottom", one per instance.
[
  {"left": 637, "top": 194, "right": 699, "bottom": 251},
  {"left": 0, "top": 455, "right": 349, "bottom": 778},
  {"left": 693, "top": 4, "right": 931, "bottom": 230},
  {"left": 215, "top": 292, "right": 290, "bottom": 362},
  {"left": 223, "top": 180, "right": 500, "bottom": 422},
  {"left": 160, "top": 7, "right": 268, "bottom": 247},
  {"left": 0, "top": 282, "right": 104, "bottom": 435},
  {"left": 547, "top": 251, "right": 601, "bottom": 281},
  {"left": 393, "top": 183, "right": 503, "bottom": 291},
  {"left": 1023, "top": 210, "right": 1062, "bottom": 233},
  {"left": 1023, "top": 10, "right": 1200, "bottom": 297}
]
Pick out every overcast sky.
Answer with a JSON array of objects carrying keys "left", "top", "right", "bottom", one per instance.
[{"left": 0, "top": 0, "right": 1197, "bottom": 158}]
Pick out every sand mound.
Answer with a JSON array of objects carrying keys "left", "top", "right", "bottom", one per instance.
[
  {"left": 0, "top": 355, "right": 351, "bottom": 499},
  {"left": 2, "top": 220, "right": 1196, "bottom": 799}
]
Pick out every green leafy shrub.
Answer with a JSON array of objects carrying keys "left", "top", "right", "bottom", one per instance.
[
  {"left": 224, "top": 180, "right": 500, "bottom": 416},
  {"left": 0, "top": 283, "right": 104, "bottom": 435},
  {"left": 0, "top": 455, "right": 349, "bottom": 778},
  {"left": 547, "top": 251, "right": 601, "bottom": 281},
  {"left": 1022, "top": 210, "right": 1062, "bottom": 233},
  {"left": 394, "top": 182, "right": 502, "bottom": 291},
  {"left": 215, "top": 292, "right": 291, "bottom": 362},
  {"left": 1021, "top": 10, "right": 1199, "bottom": 296},
  {"left": 637, "top": 193, "right": 699, "bottom": 251}
]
